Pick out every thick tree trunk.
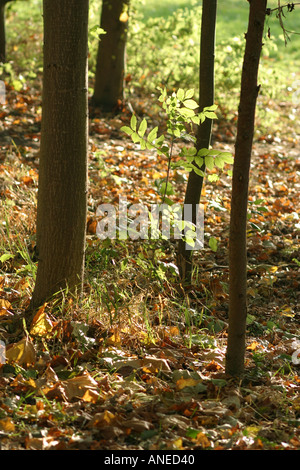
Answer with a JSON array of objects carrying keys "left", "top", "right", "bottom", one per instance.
[
  {"left": 29, "top": 0, "right": 89, "bottom": 310},
  {"left": 225, "top": 0, "right": 267, "bottom": 377},
  {"left": 176, "top": 0, "right": 217, "bottom": 283},
  {"left": 92, "top": 0, "right": 130, "bottom": 111}
]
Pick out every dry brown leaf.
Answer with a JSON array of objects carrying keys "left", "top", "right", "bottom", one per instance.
[
  {"left": 61, "top": 372, "right": 99, "bottom": 401},
  {"left": 88, "top": 410, "right": 117, "bottom": 428},
  {"left": 122, "top": 417, "right": 153, "bottom": 432},
  {"left": 141, "top": 356, "right": 171, "bottom": 372},
  {"left": 0, "top": 298, "right": 13, "bottom": 316}
]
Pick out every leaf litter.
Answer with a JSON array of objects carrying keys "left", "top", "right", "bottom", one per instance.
[{"left": 0, "top": 79, "right": 300, "bottom": 451}]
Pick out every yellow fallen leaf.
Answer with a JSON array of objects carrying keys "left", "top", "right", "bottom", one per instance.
[
  {"left": 30, "top": 304, "right": 53, "bottom": 337},
  {"left": 0, "top": 417, "right": 15, "bottom": 432},
  {"left": 6, "top": 337, "right": 36, "bottom": 366},
  {"left": 0, "top": 298, "right": 13, "bottom": 316},
  {"left": 168, "top": 438, "right": 183, "bottom": 450},
  {"left": 176, "top": 377, "right": 200, "bottom": 390},
  {"left": 195, "top": 432, "right": 211, "bottom": 448},
  {"left": 81, "top": 388, "right": 100, "bottom": 403},
  {"left": 280, "top": 306, "right": 295, "bottom": 318},
  {"left": 247, "top": 341, "right": 260, "bottom": 351}
]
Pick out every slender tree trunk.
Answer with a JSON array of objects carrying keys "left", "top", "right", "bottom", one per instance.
[
  {"left": 225, "top": 0, "right": 267, "bottom": 377},
  {"left": 0, "top": 0, "right": 14, "bottom": 62},
  {"left": 92, "top": 0, "right": 130, "bottom": 111},
  {"left": 176, "top": 0, "right": 217, "bottom": 283},
  {"left": 29, "top": 0, "right": 89, "bottom": 310}
]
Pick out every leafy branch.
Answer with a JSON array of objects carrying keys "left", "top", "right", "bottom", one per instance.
[{"left": 121, "top": 88, "right": 233, "bottom": 204}]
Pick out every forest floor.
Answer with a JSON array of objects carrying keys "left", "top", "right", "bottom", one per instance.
[{"left": 0, "top": 81, "right": 300, "bottom": 451}]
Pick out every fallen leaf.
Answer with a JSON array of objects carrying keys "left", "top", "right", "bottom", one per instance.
[
  {"left": 30, "top": 303, "right": 53, "bottom": 337},
  {"left": 176, "top": 377, "right": 200, "bottom": 390},
  {"left": 61, "top": 372, "right": 100, "bottom": 401},
  {"left": 0, "top": 417, "right": 15, "bottom": 432},
  {"left": 6, "top": 337, "right": 36, "bottom": 366}
]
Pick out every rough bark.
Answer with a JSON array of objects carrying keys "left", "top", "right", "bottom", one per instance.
[
  {"left": 225, "top": 0, "right": 267, "bottom": 377},
  {"left": 29, "top": 0, "right": 89, "bottom": 310},
  {"left": 92, "top": 0, "right": 130, "bottom": 111},
  {"left": 176, "top": 0, "right": 217, "bottom": 284}
]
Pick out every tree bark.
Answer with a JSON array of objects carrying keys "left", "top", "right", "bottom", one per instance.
[
  {"left": 176, "top": 0, "right": 217, "bottom": 284},
  {"left": 0, "top": 0, "right": 14, "bottom": 62},
  {"left": 92, "top": 0, "right": 130, "bottom": 112},
  {"left": 29, "top": 0, "right": 89, "bottom": 310},
  {"left": 225, "top": 0, "right": 267, "bottom": 377}
]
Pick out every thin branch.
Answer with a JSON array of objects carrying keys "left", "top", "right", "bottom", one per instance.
[{"left": 266, "top": 1, "right": 300, "bottom": 44}]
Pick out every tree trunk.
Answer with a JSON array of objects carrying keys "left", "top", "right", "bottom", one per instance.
[
  {"left": 92, "top": 0, "right": 130, "bottom": 111},
  {"left": 0, "top": 0, "right": 14, "bottom": 62},
  {"left": 29, "top": 0, "right": 89, "bottom": 310},
  {"left": 176, "top": 0, "right": 217, "bottom": 284},
  {"left": 225, "top": 0, "right": 267, "bottom": 377}
]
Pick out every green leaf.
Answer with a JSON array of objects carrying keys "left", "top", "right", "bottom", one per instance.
[
  {"left": 160, "top": 181, "right": 174, "bottom": 196},
  {"left": 155, "top": 134, "right": 165, "bottom": 147},
  {"left": 0, "top": 253, "right": 14, "bottom": 263},
  {"left": 138, "top": 118, "right": 147, "bottom": 137},
  {"left": 205, "top": 156, "right": 214, "bottom": 170},
  {"left": 147, "top": 126, "right": 158, "bottom": 143},
  {"left": 131, "top": 132, "right": 140, "bottom": 143},
  {"left": 176, "top": 88, "right": 185, "bottom": 101},
  {"left": 209, "top": 236, "right": 218, "bottom": 252},
  {"left": 207, "top": 174, "right": 219, "bottom": 182},
  {"left": 204, "top": 104, "right": 218, "bottom": 111},
  {"left": 183, "top": 99, "right": 198, "bottom": 109},
  {"left": 214, "top": 156, "right": 225, "bottom": 169},
  {"left": 179, "top": 107, "right": 195, "bottom": 118},
  {"left": 121, "top": 126, "right": 133, "bottom": 136},
  {"left": 194, "top": 156, "right": 204, "bottom": 167},
  {"left": 185, "top": 89, "right": 195, "bottom": 99},
  {"left": 130, "top": 114, "right": 137, "bottom": 131},
  {"left": 197, "top": 148, "right": 209, "bottom": 157},
  {"left": 192, "top": 166, "right": 205, "bottom": 177},
  {"left": 191, "top": 115, "right": 200, "bottom": 125},
  {"left": 204, "top": 111, "right": 218, "bottom": 120}
]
